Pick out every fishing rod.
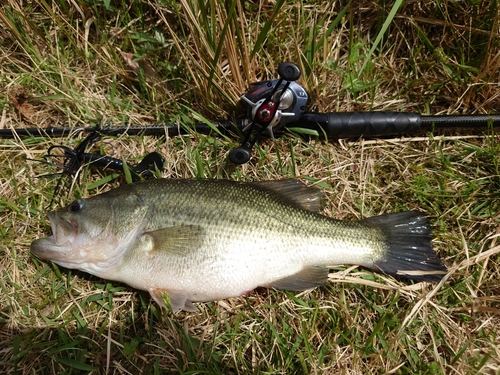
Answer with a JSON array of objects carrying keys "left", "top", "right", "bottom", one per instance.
[{"left": 3, "top": 62, "right": 500, "bottom": 165}]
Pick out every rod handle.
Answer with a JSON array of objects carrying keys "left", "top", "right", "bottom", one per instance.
[{"left": 298, "top": 112, "right": 422, "bottom": 138}]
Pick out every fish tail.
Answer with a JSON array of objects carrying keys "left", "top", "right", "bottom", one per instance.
[{"left": 362, "top": 211, "right": 447, "bottom": 282}]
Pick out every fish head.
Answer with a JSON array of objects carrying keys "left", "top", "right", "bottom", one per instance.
[{"left": 31, "top": 192, "right": 149, "bottom": 275}]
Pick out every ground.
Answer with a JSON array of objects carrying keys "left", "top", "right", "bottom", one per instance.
[{"left": 1, "top": 1, "right": 500, "bottom": 374}]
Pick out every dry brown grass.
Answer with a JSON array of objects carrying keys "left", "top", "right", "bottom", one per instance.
[{"left": 1, "top": 0, "right": 500, "bottom": 374}]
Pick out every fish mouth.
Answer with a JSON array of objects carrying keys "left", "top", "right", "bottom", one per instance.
[
  {"left": 30, "top": 237, "right": 63, "bottom": 258},
  {"left": 49, "top": 211, "right": 77, "bottom": 246},
  {"left": 30, "top": 212, "right": 77, "bottom": 259},
  {"left": 30, "top": 237, "right": 83, "bottom": 269}
]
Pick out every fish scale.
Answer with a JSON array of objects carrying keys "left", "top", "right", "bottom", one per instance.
[{"left": 31, "top": 178, "right": 447, "bottom": 312}]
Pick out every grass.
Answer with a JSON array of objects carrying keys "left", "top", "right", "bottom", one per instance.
[{"left": 1, "top": 0, "right": 500, "bottom": 373}]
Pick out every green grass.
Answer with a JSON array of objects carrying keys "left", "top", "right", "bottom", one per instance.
[{"left": 2, "top": 0, "right": 500, "bottom": 374}]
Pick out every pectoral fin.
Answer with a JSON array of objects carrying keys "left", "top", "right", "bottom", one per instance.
[
  {"left": 144, "top": 225, "right": 205, "bottom": 256},
  {"left": 265, "top": 266, "right": 329, "bottom": 291},
  {"left": 149, "top": 288, "right": 198, "bottom": 312}
]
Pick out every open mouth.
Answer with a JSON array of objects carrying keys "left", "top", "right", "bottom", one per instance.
[
  {"left": 30, "top": 213, "right": 77, "bottom": 259},
  {"left": 49, "top": 212, "right": 77, "bottom": 246}
]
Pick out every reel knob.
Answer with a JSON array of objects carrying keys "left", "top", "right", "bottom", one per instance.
[
  {"left": 229, "top": 147, "right": 252, "bottom": 164},
  {"left": 278, "top": 62, "right": 301, "bottom": 81}
]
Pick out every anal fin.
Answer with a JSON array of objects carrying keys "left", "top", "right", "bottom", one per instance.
[{"left": 264, "top": 266, "right": 329, "bottom": 291}]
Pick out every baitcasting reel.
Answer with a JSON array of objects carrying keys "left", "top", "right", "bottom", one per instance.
[{"left": 229, "top": 62, "right": 309, "bottom": 164}]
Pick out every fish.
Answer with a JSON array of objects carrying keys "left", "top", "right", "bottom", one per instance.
[{"left": 31, "top": 178, "right": 447, "bottom": 312}]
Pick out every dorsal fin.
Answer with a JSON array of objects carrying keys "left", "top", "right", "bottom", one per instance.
[{"left": 251, "top": 179, "right": 324, "bottom": 212}]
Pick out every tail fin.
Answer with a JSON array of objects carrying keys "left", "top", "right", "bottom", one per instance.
[{"left": 362, "top": 211, "right": 447, "bottom": 282}]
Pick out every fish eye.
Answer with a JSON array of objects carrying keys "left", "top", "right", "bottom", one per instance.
[{"left": 69, "top": 199, "right": 85, "bottom": 212}]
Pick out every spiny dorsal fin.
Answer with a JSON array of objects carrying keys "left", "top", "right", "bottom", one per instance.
[{"left": 251, "top": 179, "right": 324, "bottom": 212}]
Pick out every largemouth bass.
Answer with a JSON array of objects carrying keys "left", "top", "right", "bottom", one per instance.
[{"left": 31, "top": 178, "right": 447, "bottom": 312}]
